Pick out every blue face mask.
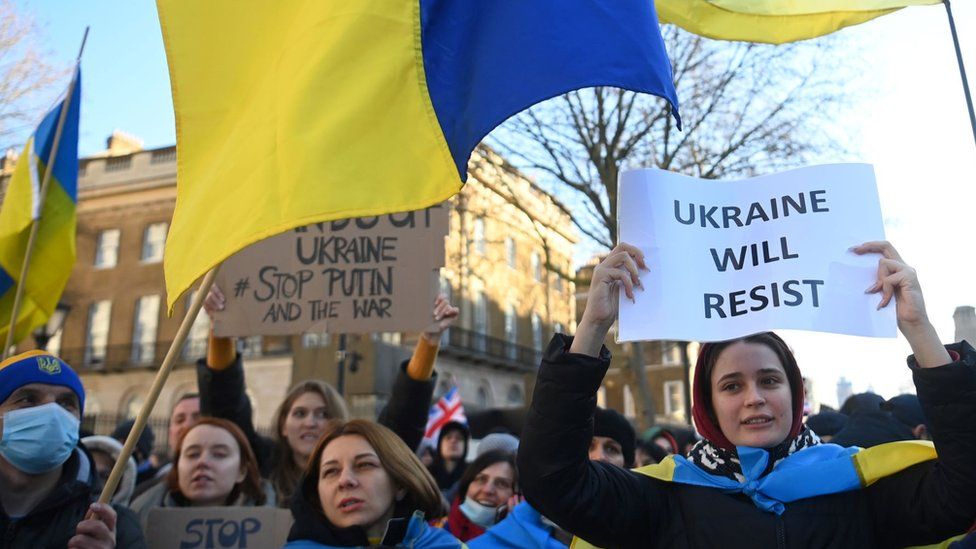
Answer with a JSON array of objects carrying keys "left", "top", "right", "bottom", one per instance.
[
  {"left": 460, "top": 498, "right": 501, "bottom": 528},
  {"left": 0, "top": 402, "right": 80, "bottom": 474}
]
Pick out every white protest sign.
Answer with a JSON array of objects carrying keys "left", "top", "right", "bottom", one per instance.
[
  {"left": 617, "top": 164, "right": 895, "bottom": 342},
  {"left": 146, "top": 506, "right": 293, "bottom": 549}
]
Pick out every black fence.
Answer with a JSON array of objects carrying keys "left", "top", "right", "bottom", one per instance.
[{"left": 443, "top": 327, "right": 542, "bottom": 371}]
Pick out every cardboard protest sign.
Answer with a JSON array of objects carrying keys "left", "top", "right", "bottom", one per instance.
[
  {"left": 146, "top": 507, "right": 292, "bottom": 549},
  {"left": 214, "top": 204, "right": 448, "bottom": 336},
  {"left": 617, "top": 164, "right": 895, "bottom": 342}
]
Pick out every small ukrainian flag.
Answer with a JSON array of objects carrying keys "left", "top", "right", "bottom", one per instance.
[{"left": 0, "top": 68, "right": 80, "bottom": 345}]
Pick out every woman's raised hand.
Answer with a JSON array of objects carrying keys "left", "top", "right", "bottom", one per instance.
[
  {"left": 853, "top": 241, "right": 928, "bottom": 328},
  {"left": 570, "top": 243, "right": 647, "bottom": 357},
  {"left": 852, "top": 241, "right": 950, "bottom": 368}
]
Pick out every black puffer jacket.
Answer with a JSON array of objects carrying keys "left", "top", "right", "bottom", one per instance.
[
  {"left": 0, "top": 448, "right": 145, "bottom": 548},
  {"left": 197, "top": 354, "right": 436, "bottom": 476},
  {"left": 518, "top": 335, "right": 976, "bottom": 549}
]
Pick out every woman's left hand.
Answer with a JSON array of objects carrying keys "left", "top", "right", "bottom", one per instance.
[
  {"left": 852, "top": 241, "right": 929, "bottom": 328},
  {"left": 853, "top": 241, "right": 951, "bottom": 368}
]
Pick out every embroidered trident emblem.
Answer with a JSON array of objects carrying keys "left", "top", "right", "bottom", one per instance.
[{"left": 37, "top": 356, "right": 61, "bottom": 375}]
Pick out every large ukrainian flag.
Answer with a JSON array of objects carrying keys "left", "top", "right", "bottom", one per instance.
[
  {"left": 156, "top": 1, "right": 681, "bottom": 311},
  {"left": 657, "top": 0, "right": 941, "bottom": 44},
  {"left": 0, "top": 69, "right": 80, "bottom": 344}
]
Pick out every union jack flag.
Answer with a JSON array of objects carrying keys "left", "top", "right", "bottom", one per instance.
[{"left": 425, "top": 385, "right": 467, "bottom": 440}]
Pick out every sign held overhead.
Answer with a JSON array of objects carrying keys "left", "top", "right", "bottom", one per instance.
[
  {"left": 214, "top": 204, "right": 449, "bottom": 337},
  {"left": 617, "top": 164, "right": 894, "bottom": 342}
]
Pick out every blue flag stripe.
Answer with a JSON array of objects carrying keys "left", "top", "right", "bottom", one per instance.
[
  {"left": 0, "top": 266, "right": 13, "bottom": 296},
  {"left": 33, "top": 68, "right": 80, "bottom": 203},
  {"left": 420, "top": 0, "right": 681, "bottom": 179}
]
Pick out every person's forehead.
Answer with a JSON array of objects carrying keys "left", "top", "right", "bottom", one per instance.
[
  {"left": 592, "top": 435, "right": 621, "bottom": 447},
  {"left": 713, "top": 342, "right": 785, "bottom": 377},
  {"left": 291, "top": 391, "right": 327, "bottom": 408},
  {"left": 479, "top": 461, "right": 514, "bottom": 479},
  {"left": 3, "top": 382, "right": 77, "bottom": 404},
  {"left": 171, "top": 396, "right": 200, "bottom": 418},
  {"left": 322, "top": 434, "right": 375, "bottom": 462},
  {"left": 183, "top": 424, "right": 236, "bottom": 447}
]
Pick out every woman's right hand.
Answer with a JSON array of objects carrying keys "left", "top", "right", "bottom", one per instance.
[{"left": 570, "top": 243, "right": 646, "bottom": 357}]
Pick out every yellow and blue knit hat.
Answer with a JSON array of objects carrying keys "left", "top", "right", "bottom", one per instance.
[{"left": 0, "top": 351, "right": 85, "bottom": 414}]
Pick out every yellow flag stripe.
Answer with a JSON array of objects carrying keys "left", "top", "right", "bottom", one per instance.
[
  {"left": 657, "top": 0, "right": 894, "bottom": 44},
  {"left": 707, "top": 0, "right": 941, "bottom": 16}
]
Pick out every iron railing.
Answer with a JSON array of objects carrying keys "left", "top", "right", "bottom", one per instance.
[{"left": 443, "top": 327, "right": 542, "bottom": 371}]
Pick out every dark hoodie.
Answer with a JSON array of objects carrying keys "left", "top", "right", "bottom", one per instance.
[
  {"left": 0, "top": 447, "right": 146, "bottom": 548},
  {"left": 427, "top": 421, "right": 469, "bottom": 498}
]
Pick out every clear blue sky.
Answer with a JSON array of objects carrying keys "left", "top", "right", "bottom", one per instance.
[
  {"left": 17, "top": 0, "right": 174, "bottom": 155},
  {"left": 16, "top": 0, "right": 976, "bottom": 406}
]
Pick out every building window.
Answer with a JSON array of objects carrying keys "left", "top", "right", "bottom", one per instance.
[
  {"left": 302, "top": 332, "right": 331, "bottom": 348},
  {"left": 85, "top": 300, "right": 112, "bottom": 365},
  {"left": 47, "top": 326, "right": 63, "bottom": 357},
  {"left": 597, "top": 386, "right": 607, "bottom": 408},
  {"left": 531, "top": 252, "right": 542, "bottom": 281},
  {"left": 372, "top": 332, "right": 401, "bottom": 345},
  {"left": 554, "top": 273, "right": 563, "bottom": 291},
  {"left": 182, "top": 290, "right": 210, "bottom": 360},
  {"left": 473, "top": 291, "right": 488, "bottom": 351},
  {"left": 473, "top": 218, "right": 486, "bottom": 255},
  {"left": 554, "top": 322, "right": 564, "bottom": 337},
  {"left": 476, "top": 382, "right": 492, "bottom": 408},
  {"left": 661, "top": 342, "right": 680, "bottom": 366},
  {"left": 504, "top": 305, "right": 517, "bottom": 359},
  {"left": 141, "top": 222, "right": 168, "bottom": 263},
  {"left": 505, "top": 237, "right": 516, "bottom": 268},
  {"left": 664, "top": 380, "right": 685, "bottom": 419},
  {"left": 124, "top": 393, "right": 145, "bottom": 419},
  {"left": 94, "top": 229, "right": 120, "bottom": 268},
  {"left": 131, "top": 295, "right": 160, "bottom": 364},
  {"left": 623, "top": 384, "right": 636, "bottom": 419},
  {"left": 506, "top": 384, "right": 523, "bottom": 406},
  {"left": 531, "top": 313, "right": 543, "bottom": 351}
]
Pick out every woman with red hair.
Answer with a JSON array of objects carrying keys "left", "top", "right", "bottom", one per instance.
[{"left": 130, "top": 417, "right": 274, "bottom": 531}]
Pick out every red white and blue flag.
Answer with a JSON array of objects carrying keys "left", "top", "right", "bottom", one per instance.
[{"left": 425, "top": 385, "right": 466, "bottom": 441}]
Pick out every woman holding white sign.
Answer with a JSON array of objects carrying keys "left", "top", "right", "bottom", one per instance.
[
  {"left": 284, "top": 419, "right": 462, "bottom": 548},
  {"left": 517, "top": 241, "right": 976, "bottom": 548}
]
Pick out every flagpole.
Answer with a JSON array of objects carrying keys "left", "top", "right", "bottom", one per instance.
[
  {"left": 944, "top": 0, "right": 976, "bottom": 150},
  {"left": 2, "top": 27, "right": 89, "bottom": 359},
  {"left": 95, "top": 266, "right": 220, "bottom": 507}
]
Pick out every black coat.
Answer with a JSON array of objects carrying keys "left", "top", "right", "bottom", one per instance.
[
  {"left": 197, "top": 354, "right": 436, "bottom": 477},
  {"left": 517, "top": 335, "right": 976, "bottom": 549},
  {"left": 0, "top": 448, "right": 145, "bottom": 549}
]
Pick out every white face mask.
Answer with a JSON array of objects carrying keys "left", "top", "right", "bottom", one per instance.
[{"left": 459, "top": 498, "right": 500, "bottom": 528}]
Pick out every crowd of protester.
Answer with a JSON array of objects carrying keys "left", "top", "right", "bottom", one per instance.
[{"left": 1, "top": 241, "right": 975, "bottom": 547}]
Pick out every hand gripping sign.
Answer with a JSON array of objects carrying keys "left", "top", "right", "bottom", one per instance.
[{"left": 617, "top": 164, "right": 895, "bottom": 342}]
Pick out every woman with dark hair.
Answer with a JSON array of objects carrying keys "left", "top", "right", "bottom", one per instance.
[
  {"left": 434, "top": 450, "right": 518, "bottom": 542},
  {"left": 130, "top": 417, "right": 274, "bottom": 531},
  {"left": 518, "top": 241, "right": 976, "bottom": 547},
  {"left": 198, "top": 289, "right": 459, "bottom": 508},
  {"left": 285, "top": 419, "right": 462, "bottom": 548}
]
